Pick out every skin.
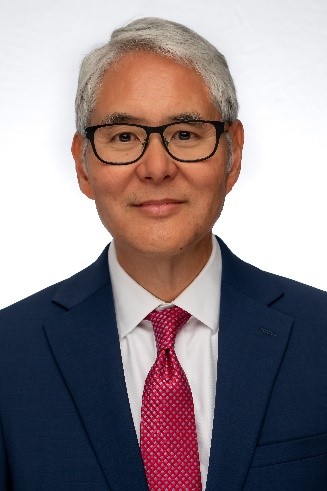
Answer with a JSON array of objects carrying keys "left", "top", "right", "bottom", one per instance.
[{"left": 72, "top": 51, "right": 244, "bottom": 302}]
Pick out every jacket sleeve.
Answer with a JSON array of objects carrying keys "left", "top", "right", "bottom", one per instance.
[{"left": 0, "top": 419, "right": 10, "bottom": 490}]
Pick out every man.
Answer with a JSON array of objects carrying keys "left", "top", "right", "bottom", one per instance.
[{"left": 0, "top": 17, "right": 326, "bottom": 491}]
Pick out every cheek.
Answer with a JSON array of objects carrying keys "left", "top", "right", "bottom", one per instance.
[
  {"left": 86, "top": 174, "right": 119, "bottom": 219},
  {"left": 88, "top": 169, "right": 137, "bottom": 233},
  {"left": 93, "top": 190, "right": 124, "bottom": 237},
  {"left": 191, "top": 166, "right": 227, "bottom": 206},
  {"left": 88, "top": 168, "right": 127, "bottom": 202},
  {"left": 196, "top": 174, "right": 228, "bottom": 228}
]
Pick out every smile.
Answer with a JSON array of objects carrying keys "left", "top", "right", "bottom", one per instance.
[{"left": 133, "top": 199, "right": 184, "bottom": 217}]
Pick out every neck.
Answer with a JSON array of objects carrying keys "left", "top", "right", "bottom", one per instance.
[{"left": 115, "top": 235, "right": 213, "bottom": 302}]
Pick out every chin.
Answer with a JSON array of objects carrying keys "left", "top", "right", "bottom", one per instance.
[
  {"left": 133, "top": 230, "right": 207, "bottom": 258},
  {"left": 136, "top": 242, "right": 186, "bottom": 258}
]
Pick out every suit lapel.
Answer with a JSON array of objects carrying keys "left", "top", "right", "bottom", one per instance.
[
  {"left": 44, "top": 248, "right": 148, "bottom": 490},
  {"left": 206, "top": 239, "right": 293, "bottom": 490}
]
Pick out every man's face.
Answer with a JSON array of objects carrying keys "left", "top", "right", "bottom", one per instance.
[{"left": 73, "top": 51, "right": 243, "bottom": 261}]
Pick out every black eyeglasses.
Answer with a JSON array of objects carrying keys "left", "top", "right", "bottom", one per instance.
[{"left": 84, "top": 120, "right": 226, "bottom": 165}]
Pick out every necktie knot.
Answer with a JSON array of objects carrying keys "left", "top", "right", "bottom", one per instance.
[{"left": 146, "top": 306, "right": 191, "bottom": 351}]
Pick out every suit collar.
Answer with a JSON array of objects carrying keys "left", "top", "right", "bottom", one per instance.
[
  {"left": 51, "top": 237, "right": 284, "bottom": 313},
  {"left": 51, "top": 245, "right": 110, "bottom": 310},
  {"left": 217, "top": 236, "right": 285, "bottom": 306}
]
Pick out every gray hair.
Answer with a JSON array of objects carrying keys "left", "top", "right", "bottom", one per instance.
[{"left": 75, "top": 17, "right": 239, "bottom": 136}]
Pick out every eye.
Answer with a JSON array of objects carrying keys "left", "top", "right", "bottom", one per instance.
[
  {"left": 169, "top": 125, "right": 203, "bottom": 142},
  {"left": 176, "top": 131, "right": 193, "bottom": 140},
  {"left": 170, "top": 130, "right": 199, "bottom": 142},
  {"left": 114, "top": 132, "right": 138, "bottom": 143}
]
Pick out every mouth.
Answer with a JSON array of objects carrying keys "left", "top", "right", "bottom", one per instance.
[{"left": 132, "top": 199, "right": 185, "bottom": 217}]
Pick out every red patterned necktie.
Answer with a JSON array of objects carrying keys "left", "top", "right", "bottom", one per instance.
[{"left": 140, "top": 306, "right": 202, "bottom": 491}]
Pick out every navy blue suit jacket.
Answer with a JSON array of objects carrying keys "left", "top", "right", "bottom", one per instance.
[{"left": 0, "top": 237, "right": 326, "bottom": 490}]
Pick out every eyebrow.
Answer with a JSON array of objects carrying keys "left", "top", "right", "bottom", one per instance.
[
  {"left": 99, "top": 112, "right": 205, "bottom": 126},
  {"left": 167, "top": 112, "right": 203, "bottom": 123},
  {"left": 99, "top": 113, "right": 141, "bottom": 125}
]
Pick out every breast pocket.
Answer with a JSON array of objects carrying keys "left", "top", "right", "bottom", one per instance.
[
  {"left": 244, "top": 433, "right": 327, "bottom": 491},
  {"left": 251, "top": 432, "right": 327, "bottom": 468}
]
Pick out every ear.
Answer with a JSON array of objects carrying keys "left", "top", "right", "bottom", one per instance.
[
  {"left": 71, "top": 132, "right": 95, "bottom": 200},
  {"left": 225, "top": 120, "right": 244, "bottom": 194}
]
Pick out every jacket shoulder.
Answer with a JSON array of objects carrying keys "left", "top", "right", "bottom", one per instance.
[
  {"left": 217, "top": 236, "right": 327, "bottom": 318},
  {"left": 0, "top": 245, "right": 110, "bottom": 326}
]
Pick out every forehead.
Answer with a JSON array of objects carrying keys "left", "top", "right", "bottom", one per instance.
[{"left": 91, "top": 51, "right": 219, "bottom": 125}]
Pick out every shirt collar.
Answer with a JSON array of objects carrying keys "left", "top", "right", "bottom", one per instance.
[{"left": 108, "top": 235, "right": 222, "bottom": 339}]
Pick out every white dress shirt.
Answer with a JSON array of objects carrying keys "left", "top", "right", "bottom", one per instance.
[{"left": 108, "top": 235, "right": 222, "bottom": 490}]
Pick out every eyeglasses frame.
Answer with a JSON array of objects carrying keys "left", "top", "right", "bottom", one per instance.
[{"left": 84, "top": 120, "right": 226, "bottom": 165}]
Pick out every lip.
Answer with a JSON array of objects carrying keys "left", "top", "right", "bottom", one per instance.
[{"left": 133, "top": 199, "right": 184, "bottom": 217}]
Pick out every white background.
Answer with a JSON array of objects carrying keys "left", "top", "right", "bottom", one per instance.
[{"left": 1, "top": 0, "right": 326, "bottom": 309}]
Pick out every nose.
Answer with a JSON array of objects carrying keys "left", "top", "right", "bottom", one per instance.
[{"left": 135, "top": 134, "right": 178, "bottom": 184}]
